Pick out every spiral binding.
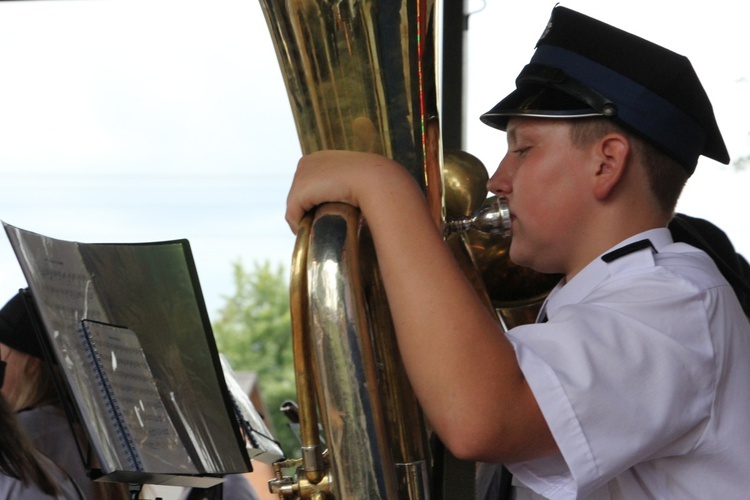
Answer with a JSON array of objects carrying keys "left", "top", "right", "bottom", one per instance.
[{"left": 79, "top": 322, "right": 144, "bottom": 472}]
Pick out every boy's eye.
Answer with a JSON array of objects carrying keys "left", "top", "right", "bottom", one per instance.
[{"left": 513, "top": 147, "right": 530, "bottom": 156}]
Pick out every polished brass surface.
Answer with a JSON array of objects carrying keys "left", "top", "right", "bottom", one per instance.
[
  {"left": 259, "top": 0, "right": 441, "bottom": 202},
  {"left": 307, "top": 203, "right": 399, "bottom": 498},
  {"left": 444, "top": 196, "right": 512, "bottom": 237},
  {"left": 443, "top": 150, "right": 490, "bottom": 218},
  {"left": 270, "top": 457, "right": 333, "bottom": 498},
  {"left": 261, "top": 1, "right": 438, "bottom": 498},
  {"left": 289, "top": 215, "right": 326, "bottom": 486},
  {"left": 464, "top": 197, "right": 561, "bottom": 330}
]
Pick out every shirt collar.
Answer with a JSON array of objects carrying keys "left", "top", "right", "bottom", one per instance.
[{"left": 543, "top": 228, "right": 673, "bottom": 319}]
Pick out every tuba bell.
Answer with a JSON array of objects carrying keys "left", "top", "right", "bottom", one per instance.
[{"left": 259, "top": 1, "right": 555, "bottom": 498}]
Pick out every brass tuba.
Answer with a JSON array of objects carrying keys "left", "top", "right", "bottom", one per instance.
[
  {"left": 260, "top": 1, "right": 441, "bottom": 498},
  {"left": 259, "top": 1, "right": 556, "bottom": 498}
]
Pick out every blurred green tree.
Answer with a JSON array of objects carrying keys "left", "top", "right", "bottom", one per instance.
[{"left": 211, "top": 260, "right": 298, "bottom": 458}]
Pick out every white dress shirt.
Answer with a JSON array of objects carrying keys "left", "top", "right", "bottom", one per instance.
[{"left": 506, "top": 228, "right": 750, "bottom": 499}]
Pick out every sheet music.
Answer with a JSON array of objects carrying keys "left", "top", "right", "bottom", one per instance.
[
  {"left": 2, "top": 223, "right": 127, "bottom": 468},
  {"left": 81, "top": 320, "right": 198, "bottom": 474},
  {"left": 3, "top": 222, "right": 253, "bottom": 483},
  {"left": 219, "top": 355, "right": 284, "bottom": 464}
]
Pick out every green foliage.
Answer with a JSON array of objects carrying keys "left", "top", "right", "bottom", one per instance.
[{"left": 211, "top": 260, "right": 298, "bottom": 458}]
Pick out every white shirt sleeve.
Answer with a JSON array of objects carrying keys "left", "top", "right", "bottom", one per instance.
[{"left": 506, "top": 267, "right": 717, "bottom": 497}]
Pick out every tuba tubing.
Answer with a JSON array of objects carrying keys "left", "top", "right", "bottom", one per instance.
[{"left": 261, "top": 1, "right": 439, "bottom": 498}]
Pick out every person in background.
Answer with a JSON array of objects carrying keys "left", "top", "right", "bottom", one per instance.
[
  {"left": 668, "top": 213, "right": 750, "bottom": 318},
  {"left": 179, "top": 474, "right": 260, "bottom": 500},
  {"left": 0, "top": 391, "right": 83, "bottom": 499},
  {"left": 285, "top": 5, "right": 750, "bottom": 499},
  {"left": 0, "top": 289, "right": 128, "bottom": 499}
]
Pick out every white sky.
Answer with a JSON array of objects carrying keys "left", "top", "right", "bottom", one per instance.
[{"left": 0, "top": 0, "right": 748, "bottom": 317}]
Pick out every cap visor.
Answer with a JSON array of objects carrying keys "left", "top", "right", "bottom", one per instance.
[{"left": 480, "top": 86, "right": 601, "bottom": 130}]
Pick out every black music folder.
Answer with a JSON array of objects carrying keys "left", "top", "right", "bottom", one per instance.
[{"left": 2, "top": 222, "right": 281, "bottom": 487}]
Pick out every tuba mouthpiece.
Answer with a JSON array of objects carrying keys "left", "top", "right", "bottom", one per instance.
[{"left": 444, "top": 196, "right": 512, "bottom": 238}]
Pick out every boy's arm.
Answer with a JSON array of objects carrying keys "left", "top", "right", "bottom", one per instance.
[{"left": 286, "top": 150, "right": 557, "bottom": 463}]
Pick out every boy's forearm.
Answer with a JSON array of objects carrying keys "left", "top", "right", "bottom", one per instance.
[{"left": 357, "top": 164, "right": 556, "bottom": 462}]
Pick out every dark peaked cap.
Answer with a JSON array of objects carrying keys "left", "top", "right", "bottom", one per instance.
[
  {"left": 481, "top": 6, "right": 729, "bottom": 174},
  {"left": 0, "top": 290, "right": 43, "bottom": 359}
]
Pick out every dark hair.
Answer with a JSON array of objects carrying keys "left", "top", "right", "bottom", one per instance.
[
  {"left": 0, "top": 290, "right": 44, "bottom": 360},
  {"left": 0, "top": 394, "right": 60, "bottom": 495},
  {"left": 568, "top": 117, "right": 689, "bottom": 215}
]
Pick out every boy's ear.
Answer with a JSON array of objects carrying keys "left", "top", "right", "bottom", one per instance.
[{"left": 592, "top": 133, "right": 630, "bottom": 200}]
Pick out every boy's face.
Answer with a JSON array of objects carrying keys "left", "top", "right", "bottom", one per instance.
[{"left": 487, "top": 117, "right": 594, "bottom": 276}]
